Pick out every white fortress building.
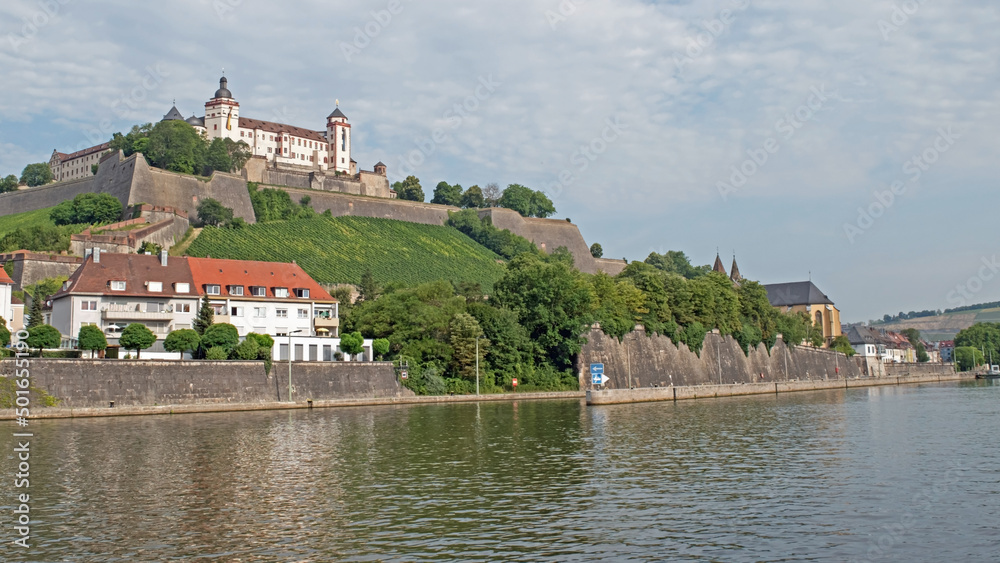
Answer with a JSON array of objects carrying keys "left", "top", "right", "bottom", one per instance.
[{"left": 50, "top": 76, "right": 391, "bottom": 188}]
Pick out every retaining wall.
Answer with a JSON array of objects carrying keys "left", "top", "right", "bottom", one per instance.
[{"left": 2, "top": 358, "right": 410, "bottom": 409}]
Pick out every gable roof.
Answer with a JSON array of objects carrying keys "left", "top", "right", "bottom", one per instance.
[
  {"left": 162, "top": 105, "right": 185, "bottom": 121},
  {"left": 238, "top": 117, "right": 327, "bottom": 143},
  {"left": 0, "top": 268, "right": 13, "bottom": 285},
  {"left": 53, "top": 253, "right": 196, "bottom": 299},
  {"left": 764, "top": 281, "right": 835, "bottom": 307},
  {"left": 56, "top": 142, "right": 111, "bottom": 163},
  {"left": 187, "top": 257, "right": 334, "bottom": 302}
]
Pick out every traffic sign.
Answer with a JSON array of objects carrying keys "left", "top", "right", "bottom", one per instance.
[
  {"left": 401, "top": 369, "right": 408, "bottom": 380},
  {"left": 590, "top": 363, "right": 606, "bottom": 386},
  {"left": 512, "top": 378, "right": 518, "bottom": 387}
]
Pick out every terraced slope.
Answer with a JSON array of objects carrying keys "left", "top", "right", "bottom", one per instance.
[{"left": 184, "top": 215, "right": 507, "bottom": 290}]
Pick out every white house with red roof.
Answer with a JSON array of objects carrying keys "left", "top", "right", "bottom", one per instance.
[
  {"left": 0, "top": 267, "right": 15, "bottom": 332},
  {"left": 50, "top": 250, "right": 368, "bottom": 361}
]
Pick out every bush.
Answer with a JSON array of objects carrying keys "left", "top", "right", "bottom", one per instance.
[
  {"left": 201, "top": 323, "right": 239, "bottom": 353},
  {"left": 50, "top": 193, "right": 123, "bottom": 225},
  {"left": 231, "top": 337, "right": 260, "bottom": 360},
  {"left": 205, "top": 346, "right": 228, "bottom": 360}
]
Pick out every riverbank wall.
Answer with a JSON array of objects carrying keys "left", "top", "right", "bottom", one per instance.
[
  {"left": 586, "top": 371, "right": 973, "bottom": 405},
  {"left": 0, "top": 358, "right": 410, "bottom": 410}
]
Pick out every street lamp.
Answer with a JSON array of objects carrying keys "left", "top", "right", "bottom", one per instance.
[
  {"left": 475, "top": 335, "right": 481, "bottom": 396},
  {"left": 288, "top": 329, "right": 305, "bottom": 402}
]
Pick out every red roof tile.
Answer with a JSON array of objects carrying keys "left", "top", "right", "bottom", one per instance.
[
  {"left": 53, "top": 253, "right": 196, "bottom": 299},
  {"left": 57, "top": 142, "right": 111, "bottom": 163},
  {"left": 238, "top": 117, "right": 328, "bottom": 144},
  {"left": 187, "top": 257, "right": 334, "bottom": 302},
  {"left": 0, "top": 268, "right": 13, "bottom": 285}
]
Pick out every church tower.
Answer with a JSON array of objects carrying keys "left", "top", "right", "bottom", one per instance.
[
  {"left": 204, "top": 76, "right": 240, "bottom": 142},
  {"left": 326, "top": 105, "right": 351, "bottom": 174},
  {"left": 712, "top": 253, "right": 727, "bottom": 276},
  {"left": 730, "top": 256, "right": 743, "bottom": 286}
]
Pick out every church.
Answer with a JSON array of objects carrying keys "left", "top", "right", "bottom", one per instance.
[{"left": 51, "top": 76, "right": 370, "bottom": 182}]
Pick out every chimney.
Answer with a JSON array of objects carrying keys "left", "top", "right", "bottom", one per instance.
[
  {"left": 93, "top": 248, "right": 101, "bottom": 263},
  {"left": 84, "top": 248, "right": 93, "bottom": 260},
  {"left": 160, "top": 249, "right": 169, "bottom": 267}
]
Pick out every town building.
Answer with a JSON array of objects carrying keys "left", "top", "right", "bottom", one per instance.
[
  {"left": 764, "top": 280, "right": 843, "bottom": 347},
  {"left": 50, "top": 250, "right": 370, "bottom": 361},
  {"left": 0, "top": 267, "right": 14, "bottom": 331},
  {"left": 48, "top": 142, "right": 111, "bottom": 183}
]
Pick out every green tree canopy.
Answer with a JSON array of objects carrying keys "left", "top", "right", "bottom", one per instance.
[
  {"left": 431, "top": 181, "right": 463, "bottom": 206},
  {"left": 358, "top": 268, "right": 380, "bottom": 303},
  {"left": 78, "top": 325, "right": 108, "bottom": 358},
  {"left": 26, "top": 292, "right": 44, "bottom": 330},
  {"left": 449, "top": 312, "right": 487, "bottom": 382},
  {"left": 201, "top": 323, "right": 240, "bottom": 354},
  {"left": 460, "top": 185, "right": 485, "bottom": 208},
  {"left": 496, "top": 184, "right": 556, "bottom": 218},
  {"left": 372, "top": 338, "right": 390, "bottom": 360},
  {"left": 590, "top": 243, "right": 603, "bottom": 258},
  {"left": 644, "top": 251, "right": 709, "bottom": 279},
  {"left": 119, "top": 323, "right": 156, "bottom": 358},
  {"left": 231, "top": 336, "right": 260, "bottom": 360},
  {"left": 339, "top": 331, "right": 365, "bottom": 359},
  {"left": 20, "top": 162, "right": 53, "bottom": 187},
  {"left": 393, "top": 175, "right": 424, "bottom": 202},
  {"left": 197, "top": 198, "right": 235, "bottom": 227},
  {"left": 0, "top": 174, "right": 18, "bottom": 193},
  {"left": 955, "top": 346, "right": 985, "bottom": 371},
  {"left": 26, "top": 324, "right": 61, "bottom": 353},
  {"left": 164, "top": 328, "right": 201, "bottom": 359},
  {"left": 50, "top": 193, "right": 123, "bottom": 225},
  {"left": 831, "top": 334, "right": 856, "bottom": 357},
  {"left": 109, "top": 123, "right": 153, "bottom": 157},
  {"left": 0, "top": 317, "right": 11, "bottom": 347},
  {"left": 147, "top": 119, "right": 206, "bottom": 174}
]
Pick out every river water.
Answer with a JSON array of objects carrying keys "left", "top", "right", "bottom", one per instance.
[{"left": 3, "top": 380, "right": 998, "bottom": 562}]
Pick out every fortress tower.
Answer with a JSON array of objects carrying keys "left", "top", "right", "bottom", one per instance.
[
  {"left": 203, "top": 76, "right": 240, "bottom": 142},
  {"left": 326, "top": 106, "right": 351, "bottom": 174}
]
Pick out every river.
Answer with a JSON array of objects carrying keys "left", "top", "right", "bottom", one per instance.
[{"left": 3, "top": 380, "right": 998, "bottom": 561}]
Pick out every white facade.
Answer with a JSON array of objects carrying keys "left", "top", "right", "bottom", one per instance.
[
  {"left": 49, "top": 142, "right": 111, "bottom": 183},
  {"left": 0, "top": 277, "right": 13, "bottom": 330}
]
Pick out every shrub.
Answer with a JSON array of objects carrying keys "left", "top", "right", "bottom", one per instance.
[
  {"left": 231, "top": 337, "right": 260, "bottom": 360},
  {"left": 205, "top": 346, "right": 228, "bottom": 360},
  {"left": 201, "top": 323, "right": 239, "bottom": 353}
]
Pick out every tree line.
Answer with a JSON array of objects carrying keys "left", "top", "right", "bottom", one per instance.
[{"left": 391, "top": 176, "right": 557, "bottom": 218}]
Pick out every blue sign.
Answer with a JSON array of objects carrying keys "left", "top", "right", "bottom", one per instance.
[{"left": 590, "top": 363, "right": 605, "bottom": 385}]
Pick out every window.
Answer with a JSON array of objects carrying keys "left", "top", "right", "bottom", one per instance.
[
  {"left": 212, "top": 305, "right": 226, "bottom": 315},
  {"left": 251, "top": 286, "right": 266, "bottom": 297},
  {"left": 342, "top": 129, "right": 346, "bottom": 151},
  {"left": 253, "top": 307, "right": 267, "bottom": 318},
  {"left": 274, "top": 288, "right": 289, "bottom": 298},
  {"left": 177, "top": 303, "right": 192, "bottom": 313},
  {"left": 175, "top": 282, "right": 190, "bottom": 293},
  {"left": 81, "top": 300, "right": 97, "bottom": 310},
  {"left": 229, "top": 285, "right": 244, "bottom": 296},
  {"left": 231, "top": 306, "right": 244, "bottom": 317},
  {"left": 148, "top": 281, "right": 162, "bottom": 292},
  {"left": 206, "top": 284, "right": 221, "bottom": 295},
  {"left": 267, "top": 147, "right": 272, "bottom": 153},
  {"left": 294, "top": 288, "right": 310, "bottom": 298},
  {"left": 110, "top": 281, "right": 126, "bottom": 291},
  {"left": 276, "top": 309, "right": 288, "bottom": 318},
  {"left": 298, "top": 308, "right": 308, "bottom": 319}
]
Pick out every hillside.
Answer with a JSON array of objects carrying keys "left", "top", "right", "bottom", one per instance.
[
  {"left": 0, "top": 206, "right": 60, "bottom": 237},
  {"left": 184, "top": 215, "right": 508, "bottom": 290},
  {"left": 872, "top": 305, "right": 1000, "bottom": 341}
]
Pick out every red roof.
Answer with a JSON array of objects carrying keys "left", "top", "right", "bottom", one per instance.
[
  {"left": 57, "top": 142, "right": 111, "bottom": 163},
  {"left": 187, "top": 257, "right": 334, "bottom": 301},
  {"left": 238, "top": 117, "right": 328, "bottom": 144},
  {"left": 0, "top": 268, "right": 13, "bottom": 285},
  {"left": 53, "top": 253, "right": 196, "bottom": 299}
]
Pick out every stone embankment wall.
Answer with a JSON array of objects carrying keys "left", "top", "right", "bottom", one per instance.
[
  {"left": 885, "top": 362, "right": 957, "bottom": 376},
  {"left": 578, "top": 327, "right": 866, "bottom": 389},
  {"left": 2, "top": 359, "right": 410, "bottom": 409},
  {"left": 69, "top": 211, "right": 190, "bottom": 255}
]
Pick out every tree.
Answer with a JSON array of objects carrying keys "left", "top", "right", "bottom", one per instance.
[
  {"left": 78, "top": 325, "right": 108, "bottom": 358},
  {"left": 460, "top": 185, "right": 485, "bottom": 208},
  {"left": 372, "top": 338, "right": 390, "bottom": 360},
  {"left": 51, "top": 193, "right": 123, "bottom": 225},
  {"left": 26, "top": 325, "right": 61, "bottom": 354},
  {"left": 339, "top": 331, "right": 365, "bottom": 360},
  {"left": 497, "top": 184, "right": 534, "bottom": 216},
  {"left": 528, "top": 190, "right": 556, "bottom": 218},
  {"left": 201, "top": 323, "right": 240, "bottom": 355},
  {"left": 449, "top": 313, "right": 488, "bottom": 383},
  {"left": 392, "top": 175, "right": 424, "bottom": 202},
  {"left": 110, "top": 123, "right": 152, "bottom": 157},
  {"left": 231, "top": 337, "right": 260, "bottom": 360},
  {"left": 644, "top": 251, "right": 710, "bottom": 279},
  {"left": 775, "top": 311, "right": 811, "bottom": 348},
  {"left": 0, "top": 174, "right": 19, "bottom": 193},
  {"left": 358, "top": 269, "right": 380, "bottom": 303},
  {"left": 205, "top": 346, "right": 228, "bottom": 360},
  {"left": 481, "top": 183, "right": 502, "bottom": 207},
  {"left": 194, "top": 295, "right": 214, "bottom": 335},
  {"left": 197, "top": 198, "right": 234, "bottom": 227},
  {"left": 431, "top": 181, "right": 463, "bottom": 206},
  {"left": 831, "top": 334, "right": 856, "bottom": 357},
  {"left": 955, "top": 346, "right": 985, "bottom": 371},
  {"left": 91, "top": 163, "right": 99, "bottom": 175},
  {"left": 205, "top": 137, "right": 232, "bottom": 174},
  {"left": 26, "top": 291, "right": 44, "bottom": 329},
  {"left": 590, "top": 243, "right": 603, "bottom": 258},
  {"left": 0, "top": 317, "right": 11, "bottom": 348},
  {"left": 146, "top": 119, "right": 206, "bottom": 174},
  {"left": 20, "top": 163, "right": 53, "bottom": 187},
  {"left": 119, "top": 323, "right": 156, "bottom": 358},
  {"left": 164, "top": 328, "right": 201, "bottom": 360}
]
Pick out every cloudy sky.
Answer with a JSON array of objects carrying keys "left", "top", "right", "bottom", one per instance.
[{"left": 1, "top": 0, "right": 997, "bottom": 322}]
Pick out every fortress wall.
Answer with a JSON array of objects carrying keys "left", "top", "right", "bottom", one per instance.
[
  {"left": 0, "top": 177, "right": 97, "bottom": 217},
  {"left": 480, "top": 208, "right": 604, "bottom": 274},
  {"left": 0, "top": 253, "right": 83, "bottom": 291},
  {"left": 130, "top": 158, "right": 255, "bottom": 223},
  {"left": 359, "top": 171, "right": 391, "bottom": 198},
  {"left": 271, "top": 186, "right": 457, "bottom": 225},
  {"left": 578, "top": 327, "right": 863, "bottom": 390},
  {"left": 594, "top": 258, "right": 628, "bottom": 276}
]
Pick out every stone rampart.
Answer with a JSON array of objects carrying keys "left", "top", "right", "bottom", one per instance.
[
  {"left": 2, "top": 358, "right": 410, "bottom": 409},
  {"left": 272, "top": 186, "right": 457, "bottom": 225},
  {"left": 577, "top": 327, "right": 864, "bottom": 389},
  {"left": 479, "top": 208, "right": 617, "bottom": 274},
  {"left": 0, "top": 252, "right": 83, "bottom": 291}
]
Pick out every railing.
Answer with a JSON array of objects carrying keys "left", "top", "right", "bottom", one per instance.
[{"left": 102, "top": 309, "right": 174, "bottom": 321}]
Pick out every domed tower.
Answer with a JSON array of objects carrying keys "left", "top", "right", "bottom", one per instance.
[
  {"left": 326, "top": 105, "right": 351, "bottom": 174},
  {"left": 204, "top": 75, "right": 240, "bottom": 141}
]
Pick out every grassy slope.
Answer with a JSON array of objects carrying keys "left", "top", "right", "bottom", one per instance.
[
  {"left": 875, "top": 305, "right": 1000, "bottom": 340},
  {"left": 0, "top": 207, "right": 60, "bottom": 237},
  {"left": 184, "top": 215, "right": 507, "bottom": 290}
]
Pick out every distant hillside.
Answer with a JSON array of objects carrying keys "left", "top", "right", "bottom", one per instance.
[
  {"left": 870, "top": 304, "right": 1000, "bottom": 341},
  {"left": 184, "top": 215, "right": 508, "bottom": 290}
]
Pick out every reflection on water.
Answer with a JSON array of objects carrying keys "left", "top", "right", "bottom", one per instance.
[{"left": 2, "top": 381, "right": 998, "bottom": 561}]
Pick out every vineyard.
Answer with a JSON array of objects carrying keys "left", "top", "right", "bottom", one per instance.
[
  {"left": 184, "top": 215, "right": 509, "bottom": 289},
  {"left": 0, "top": 206, "right": 60, "bottom": 238}
]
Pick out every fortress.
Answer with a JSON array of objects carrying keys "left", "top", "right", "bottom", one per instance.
[{"left": 5, "top": 76, "right": 624, "bottom": 277}]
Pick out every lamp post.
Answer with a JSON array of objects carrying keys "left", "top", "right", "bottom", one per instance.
[
  {"left": 475, "top": 335, "right": 481, "bottom": 396},
  {"left": 288, "top": 329, "right": 305, "bottom": 402}
]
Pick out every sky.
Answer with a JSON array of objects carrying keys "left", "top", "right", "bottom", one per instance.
[{"left": 0, "top": 0, "right": 997, "bottom": 323}]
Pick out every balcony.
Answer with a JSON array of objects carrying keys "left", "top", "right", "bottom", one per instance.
[
  {"left": 314, "top": 316, "right": 339, "bottom": 336},
  {"left": 102, "top": 306, "right": 174, "bottom": 321}
]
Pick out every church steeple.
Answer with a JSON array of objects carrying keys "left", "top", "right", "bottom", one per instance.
[
  {"left": 712, "top": 253, "right": 727, "bottom": 275},
  {"left": 730, "top": 255, "right": 742, "bottom": 283}
]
